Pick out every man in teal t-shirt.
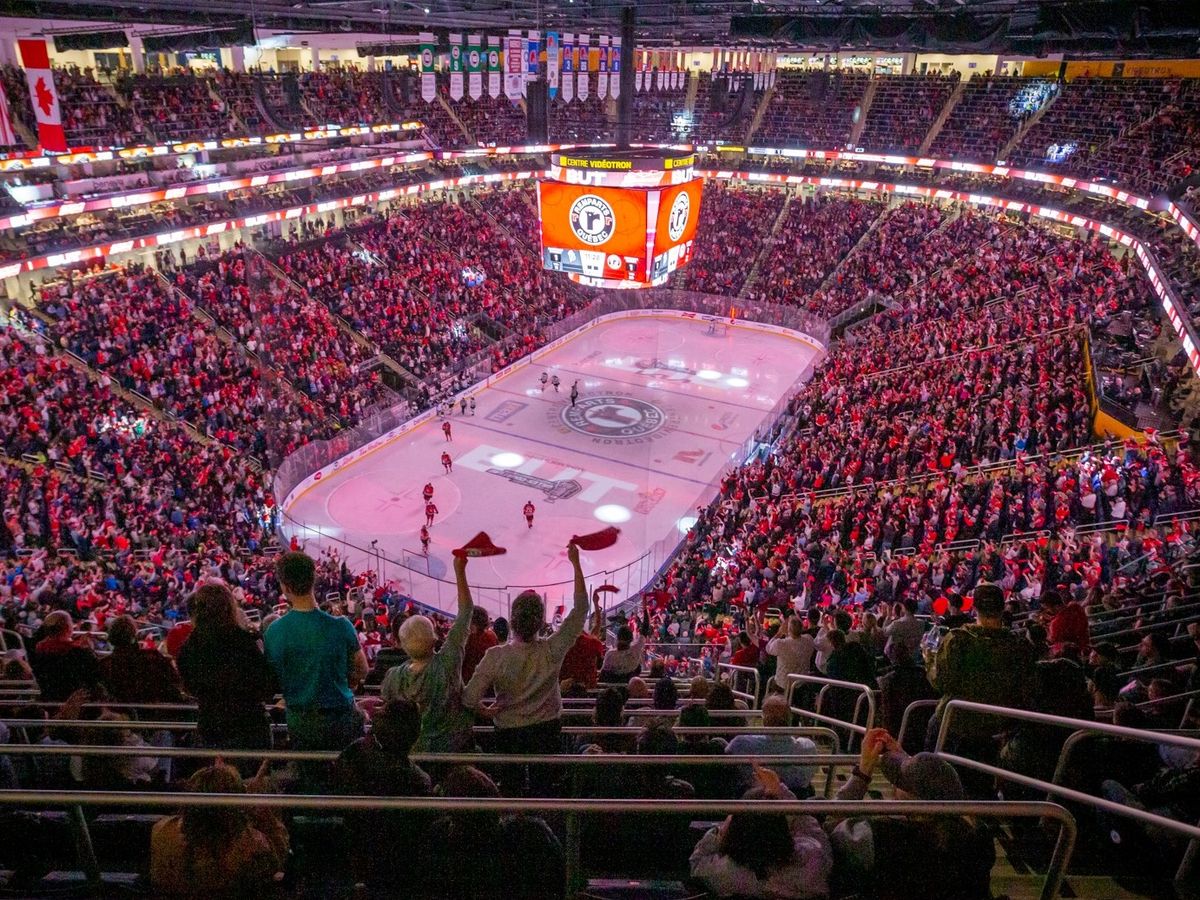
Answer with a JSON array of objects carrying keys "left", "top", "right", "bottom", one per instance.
[{"left": 265, "top": 552, "right": 368, "bottom": 753}]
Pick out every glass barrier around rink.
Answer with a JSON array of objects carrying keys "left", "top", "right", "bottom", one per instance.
[{"left": 273, "top": 288, "right": 829, "bottom": 616}]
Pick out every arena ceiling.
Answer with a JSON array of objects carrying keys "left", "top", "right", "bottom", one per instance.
[{"left": 6, "top": 0, "right": 1198, "bottom": 54}]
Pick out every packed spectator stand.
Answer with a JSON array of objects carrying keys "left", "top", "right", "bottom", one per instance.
[{"left": 6, "top": 55, "right": 1200, "bottom": 900}]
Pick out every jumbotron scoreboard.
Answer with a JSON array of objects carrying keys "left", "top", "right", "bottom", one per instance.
[{"left": 537, "top": 148, "right": 702, "bottom": 289}]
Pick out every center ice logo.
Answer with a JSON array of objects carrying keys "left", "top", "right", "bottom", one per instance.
[{"left": 562, "top": 396, "right": 666, "bottom": 438}]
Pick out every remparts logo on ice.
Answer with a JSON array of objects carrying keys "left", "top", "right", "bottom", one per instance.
[
  {"left": 562, "top": 396, "right": 666, "bottom": 438},
  {"left": 569, "top": 194, "right": 616, "bottom": 246}
]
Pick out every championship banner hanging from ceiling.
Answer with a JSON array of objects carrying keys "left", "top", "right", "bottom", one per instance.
[
  {"left": 577, "top": 33, "right": 589, "bottom": 101},
  {"left": 610, "top": 36, "right": 621, "bottom": 98},
  {"left": 597, "top": 35, "right": 608, "bottom": 100},
  {"left": 449, "top": 33, "right": 464, "bottom": 101},
  {"left": 634, "top": 49, "right": 642, "bottom": 92},
  {"left": 561, "top": 33, "right": 574, "bottom": 103},
  {"left": 467, "top": 34, "right": 482, "bottom": 100},
  {"left": 18, "top": 38, "right": 66, "bottom": 151},
  {"left": 547, "top": 31, "right": 559, "bottom": 100},
  {"left": 504, "top": 31, "right": 523, "bottom": 100},
  {"left": 525, "top": 30, "right": 539, "bottom": 97},
  {"left": 418, "top": 32, "right": 436, "bottom": 103},
  {"left": 487, "top": 36, "right": 501, "bottom": 99}
]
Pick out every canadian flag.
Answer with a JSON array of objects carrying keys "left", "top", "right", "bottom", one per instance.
[{"left": 18, "top": 39, "right": 67, "bottom": 153}]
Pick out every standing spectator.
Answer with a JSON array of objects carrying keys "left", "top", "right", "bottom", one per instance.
[
  {"left": 30, "top": 612, "right": 100, "bottom": 702},
  {"left": 99, "top": 616, "right": 185, "bottom": 704},
  {"left": 1041, "top": 589, "right": 1091, "bottom": 655},
  {"left": 264, "top": 552, "right": 367, "bottom": 753},
  {"left": 928, "top": 582, "right": 1036, "bottom": 754},
  {"left": 462, "top": 606, "right": 498, "bottom": 684},
  {"left": 381, "top": 554, "right": 475, "bottom": 752},
  {"left": 600, "top": 618, "right": 646, "bottom": 683},
  {"left": 765, "top": 612, "right": 817, "bottom": 694},
  {"left": 884, "top": 600, "right": 924, "bottom": 663},
  {"left": 463, "top": 541, "right": 589, "bottom": 756},
  {"left": 177, "top": 583, "right": 278, "bottom": 754},
  {"left": 560, "top": 591, "right": 608, "bottom": 691}
]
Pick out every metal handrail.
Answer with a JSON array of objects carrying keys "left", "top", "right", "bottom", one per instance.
[
  {"left": 785, "top": 674, "right": 877, "bottom": 746},
  {"left": 0, "top": 745, "right": 852, "bottom": 766},
  {"left": 1090, "top": 597, "right": 1200, "bottom": 631},
  {"left": 0, "top": 717, "right": 837, "bottom": 742},
  {"left": 1050, "top": 727, "right": 1200, "bottom": 806},
  {"left": 0, "top": 789, "right": 1078, "bottom": 900},
  {"left": 717, "top": 662, "right": 761, "bottom": 708},
  {"left": 897, "top": 698, "right": 940, "bottom": 749},
  {"left": 934, "top": 698, "right": 1200, "bottom": 885}
]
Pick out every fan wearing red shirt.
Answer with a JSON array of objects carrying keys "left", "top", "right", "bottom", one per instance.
[
  {"left": 1040, "top": 589, "right": 1090, "bottom": 655},
  {"left": 561, "top": 591, "right": 608, "bottom": 690},
  {"left": 462, "top": 606, "right": 499, "bottom": 684},
  {"left": 729, "top": 614, "right": 762, "bottom": 668}
]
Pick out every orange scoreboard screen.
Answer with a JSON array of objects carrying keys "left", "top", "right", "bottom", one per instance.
[
  {"left": 538, "top": 182, "right": 650, "bottom": 283},
  {"left": 648, "top": 179, "right": 702, "bottom": 282},
  {"left": 538, "top": 178, "right": 701, "bottom": 288}
]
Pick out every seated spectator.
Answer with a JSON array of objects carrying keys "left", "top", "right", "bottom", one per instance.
[
  {"left": 579, "top": 686, "right": 634, "bottom": 754},
  {"left": 335, "top": 697, "right": 431, "bottom": 886},
  {"left": 30, "top": 611, "right": 100, "bottom": 702},
  {"left": 677, "top": 704, "right": 729, "bottom": 799},
  {"left": 424, "top": 765, "right": 565, "bottom": 899},
  {"left": 690, "top": 766, "right": 832, "bottom": 899},
  {"left": 725, "top": 695, "right": 819, "bottom": 797},
  {"left": 381, "top": 554, "right": 475, "bottom": 752},
  {"left": 830, "top": 728, "right": 994, "bottom": 899},
  {"left": 98, "top": 615, "right": 185, "bottom": 704},
  {"left": 150, "top": 762, "right": 288, "bottom": 897}
]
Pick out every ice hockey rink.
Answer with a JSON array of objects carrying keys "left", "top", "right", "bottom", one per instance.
[{"left": 282, "top": 314, "right": 823, "bottom": 617}]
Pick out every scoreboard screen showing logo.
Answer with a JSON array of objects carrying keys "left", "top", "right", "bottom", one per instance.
[
  {"left": 538, "top": 177, "right": 702, "bottom": 289},
  {"left": 649, "top": 179, "right": 702, "bottom": 281},
  {"left": 538, "top": 182, "right": 650, "bottom": 283}
]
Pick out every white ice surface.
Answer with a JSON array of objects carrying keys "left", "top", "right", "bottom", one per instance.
[{"left": 283, "top": 315, "right": 820, "bottom": 616}]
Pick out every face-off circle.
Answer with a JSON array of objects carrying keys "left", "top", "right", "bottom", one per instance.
[
  {"left": 562, "top": 396, "right": 666, "bottom": 438},
  {"left": 668, "top": 191, "right": 690, "bottom": 241},
  {"left": 569, "top": 194, "right": 616, "bottom": 246}
]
